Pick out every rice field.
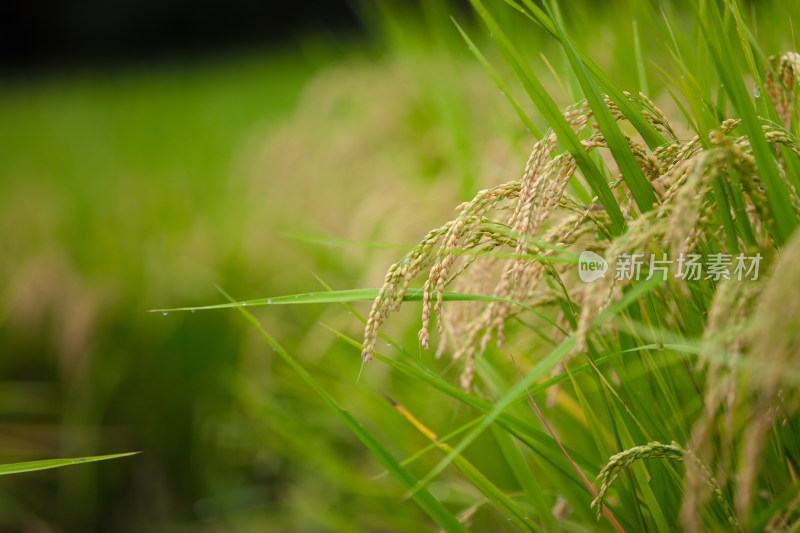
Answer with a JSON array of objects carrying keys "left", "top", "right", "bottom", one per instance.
[{"left": 2, "top": 1, "right": 800, "bottom": 531}]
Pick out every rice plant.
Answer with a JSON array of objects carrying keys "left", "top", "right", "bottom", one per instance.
[
  {"left": 163, "top": 0, "right": 800, "bottom": 530},
  {"left": 353, "top": 2, "right": 800, "bottom": 530}
]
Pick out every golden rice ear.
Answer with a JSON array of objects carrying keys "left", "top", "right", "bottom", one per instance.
[
  {"left": 736, "top": 230, "right": 800, "bottom": 519},
  {"left": 362, "top": 86, "right": 800, "bottom": 394},
  {"left": 594, "top": 441, "right": 739, "bottom": 531},
  {"left": 766, "top": 52, "right": 800, "bottom": 127},
  {"left": 593, "top": 442, "right": 686, "bottom": 521}
]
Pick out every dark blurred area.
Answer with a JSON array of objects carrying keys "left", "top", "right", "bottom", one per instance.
[{"left": 1, "top": 0, "right": 361, "bottom": 73}]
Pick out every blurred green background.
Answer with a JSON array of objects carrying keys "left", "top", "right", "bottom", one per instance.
[{"left": 1, "top": 0, "right": 795, "bottom": 531}]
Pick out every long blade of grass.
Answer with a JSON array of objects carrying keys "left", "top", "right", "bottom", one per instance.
[
  {"left": 218, "top": 288, "right": 468, "bottom": 533},
  {"left": 373, "top": 417, "right": 484, "bottom": 480},
  {"left": 509, "top": 0, "right": 668, "bottom": 149},
  {"left": 546, "top": 3, "right": 658, "bottom": 214},
  {"left": 633, "top": 19, "right": 649, "bottom": 96},
  {"left": 701, "top": 0, "right": 798, "bottom": 244},
  {"left": 323, "top": 323, "right": 591, "bottom": 465},
  {"left": 283, "top": 232, "right": 413, "bottom": 251},
  {"left": 511, "top": 356, "right": 625, "bottom": 533},
  {"left": 152, "top": 286, "right": 570, "bottom": 338},
  {"left": 490, "top": 425, "right": 560, "bottom": 532},
  {"left": 151, "top": 288, "right": 550, "bottom": 313},
  {"left": 726, "top": 0, "right": 772, "bottom": 118},
  {"left": 0, "top": 452, "right": 140, "bottom": 476},
  {"left": 408, "top": 276, "right": 665, "bottom": 500},
  {"left": 384, "top": 395, "right": 541, "bottom": 532},
  {"left": 659, "top": 10, "right": 717, "bottom": 138},
  {"left": 321, "top": 321, "right": 602, "bottom": 495},
  {"left": 451, "top": 18, "right": 542, "bottom": 137},
  {"left": 468, "top": 0, "right": 626, "bottom": 234}
]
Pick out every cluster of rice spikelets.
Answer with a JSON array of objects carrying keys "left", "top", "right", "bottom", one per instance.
[
  {"left": 766, "top": 51, "right": 800, "bottom": 126},
  {"left": 673, "top": 227, "right": 800, "bottom": 531},
  {"left": 354, "top": 48, "right": 800, "bottom": 530},
  {"left": 358, "top": 51, "right": 800, "bottom": 528},
  {"left": 361, "top": 83, "right": 800, "bottom": 388},
  {"left": 728, "top": 234, "right": 800, "bottom": 529},
  {"left": 678, "top": 54, "right": 800, "bottom": 530},
  {"left": 592, "top": 441, "right": 687, "bottom": 520},
  {"left": 592, "top": 441, "right": 740, "bottom": 530}
]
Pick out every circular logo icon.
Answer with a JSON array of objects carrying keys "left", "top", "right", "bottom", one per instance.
[{"left": 578, "top": 251, "right": 608, "bottom": 283}]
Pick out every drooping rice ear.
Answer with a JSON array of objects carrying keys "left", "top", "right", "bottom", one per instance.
[
  {"left": 737, "top": 230, "right": 800, "bottom": 520},
  {"left": 766, "top": 52, "right": 800, "bottom": 127}
]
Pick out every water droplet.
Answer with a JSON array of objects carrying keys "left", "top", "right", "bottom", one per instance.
[
  {"left": 191, "top": 309, "right": 196, "bottom": 313},
  {"left": 162, "top": 312, "right": 168, "bottom": 316},
  {"left": 500, "top": 91, "right": 505, "bottom": 96},
  {"left": 754, "top": 86, "right": 761, "bottom": 97},
  {"left": 267, "top": 299, "right": 272, "bottom": 304},
  {"left": 294, "top": 295, "right": 298, "bottom": 299},
  {"left": 242, "top": 302, "right": 247, "bottom": 306}
]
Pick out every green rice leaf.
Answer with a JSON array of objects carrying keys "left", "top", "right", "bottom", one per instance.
[
  {"left": 511, "top": 0, "right": 668, "bottom": 149},
  {"left": 220, "top": 288, "right": 468, "bottom": 533},
  {"left": 491, "top": 426, "right": 559, "bottom": 532},
  {"left": 321, "top": 323, "right": 597, "bottom": 479},
  {"left": 407, "top": 276, "right": 665, "bottom": 500},
  {"left": 633, "top": 20, "right": 649, "bottom": 96},
  {"left": 386, "top": 396, "right": 541, "bottom": 532},
  {"left": 468, "top": 0, "right": 626, "bottom": 234},
  {"left": 151, "top": 288, "right": 528, "bottom": 313},
  {"left": 701, "top": 0, "right": 798, "bottom": 244},
  {"left": 451, "top": 18, "right": 542, "bottom": 137},
  {"left": 151, "top": 289, "right": 571, "bottom": 334},
  {"left": 546, "top": 4, "right": 658, "bottom": 214},
  {"left": 0, "top": 452, "right": 140, "bottom": 476}
]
